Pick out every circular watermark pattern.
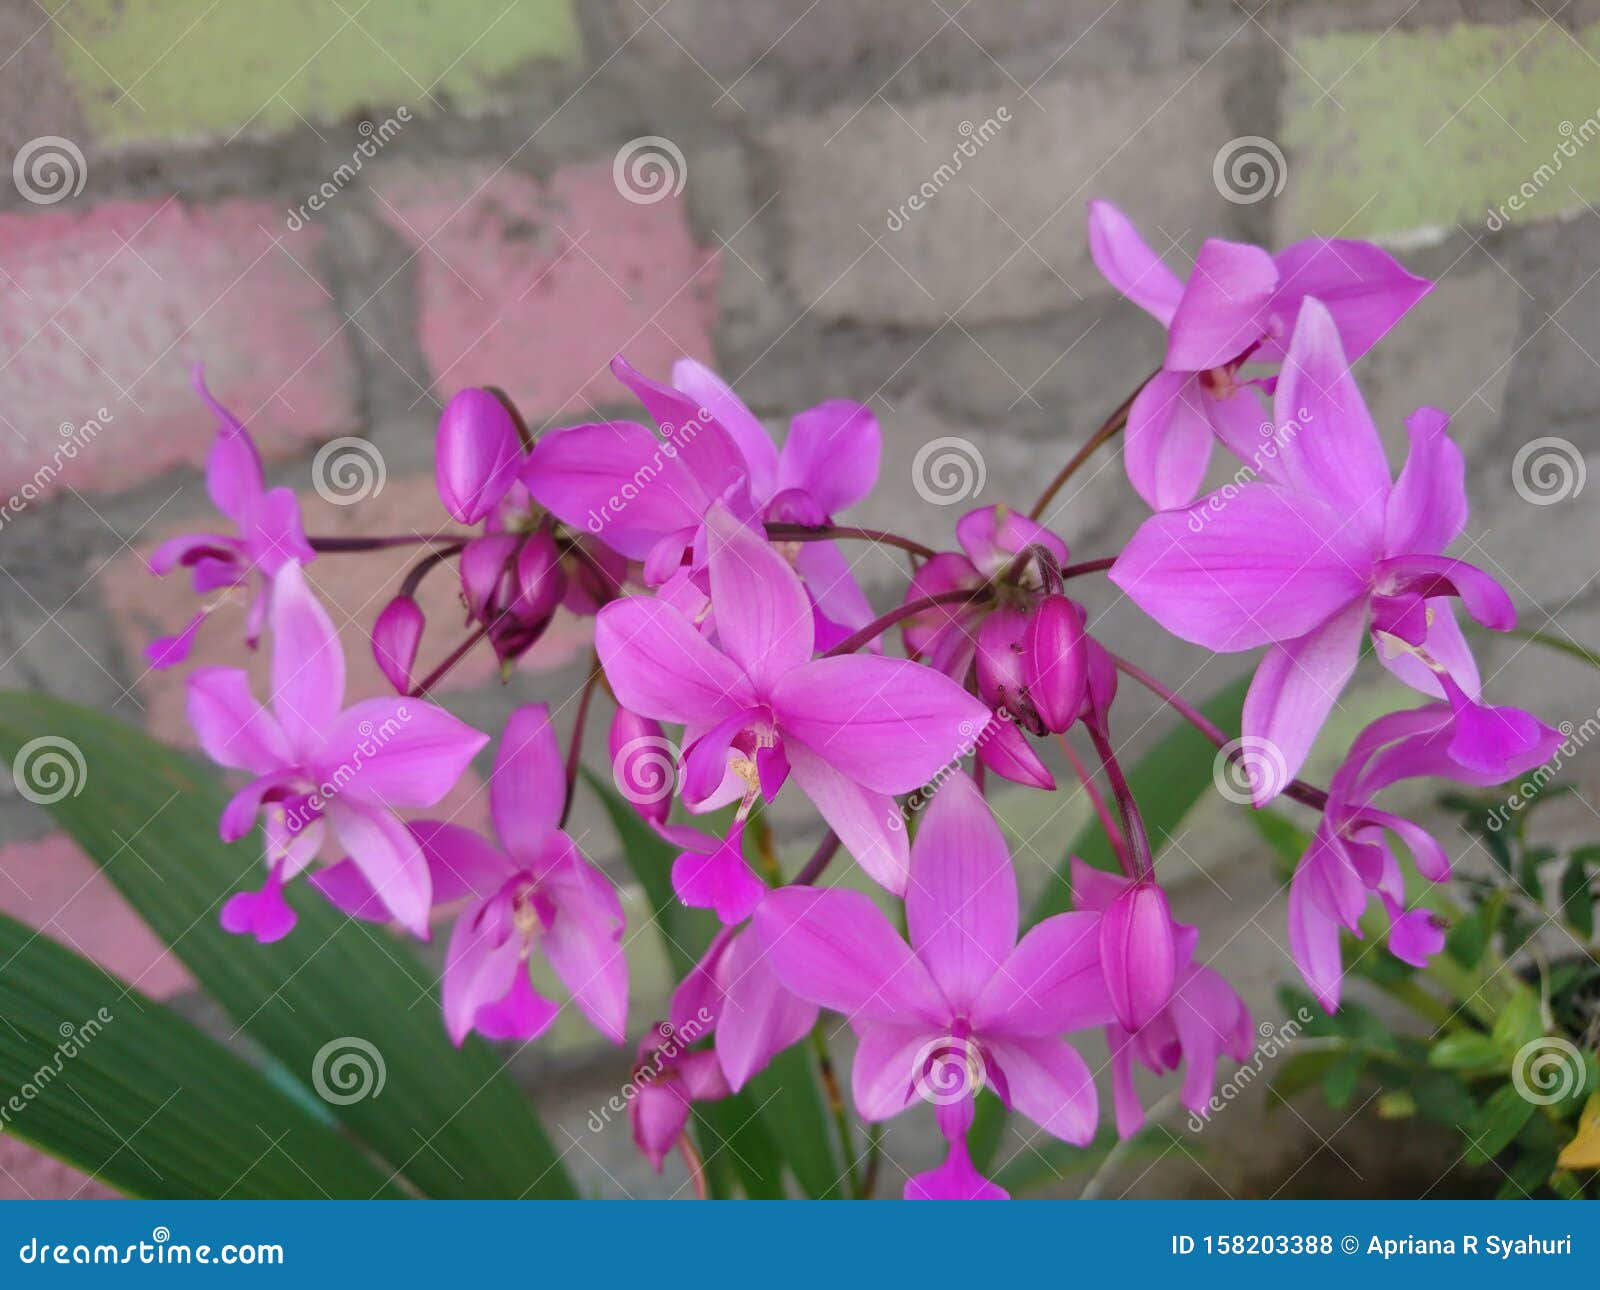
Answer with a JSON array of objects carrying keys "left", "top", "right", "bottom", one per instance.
[
  {"left": 912, "top": 436, "right": 986, "bottom": 506},
  {"left": 1212, "top": 136, "right": 1287, "bottom": 205},
  {"left": 613, "top": 136, "right": 687, "bottom": 205},
  {"left": 312, "top": 437, "right": 386, "bottom": 506},
  {"left": 13, "top": 136, "right": 86, "bottom": 205},
  {"left": 151, "top": 1226, "right": 171, "bottom": 1244},
  {"left": 1510, "top": 1036, "right": 1584, "bottom": 1106},
  {"left": 911, "top": 1035, "right": 986, "bottom": 1106},
  {"left": 1512, "top": 436, "right": 1585, "bottom": 506},
  {"left": 12, "top": 735, "right": 87, "bottom": 805},
  {"left": 311, "top": 1036, "right": 386, "bottom": 1105},
  {"left": 1213, "top": 736, "right": 1287, "bottom": 805},
  {"left": 612, "top": 734, "right": 680, "bottom": 807}
]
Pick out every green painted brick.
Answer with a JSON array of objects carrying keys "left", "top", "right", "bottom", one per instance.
[
  {"left": 53, "top": 0, "right": 581, "bottom": 146},
  {"left": 1281, "top": 20, "right": 1600, "bottom": 241}
]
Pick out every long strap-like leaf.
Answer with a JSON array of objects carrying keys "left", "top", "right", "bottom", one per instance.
[{"left": 0, "top": 691, "right": 575, "bottom": 1199}]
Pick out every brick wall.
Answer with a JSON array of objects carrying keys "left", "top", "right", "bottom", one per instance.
[{"left": 0, "top": 0, "right": 1596, "bottom": 1198}]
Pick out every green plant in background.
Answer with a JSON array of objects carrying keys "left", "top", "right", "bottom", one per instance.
[{"left": 1268, "top": 770, "right": 1600, "bottom": 1199}]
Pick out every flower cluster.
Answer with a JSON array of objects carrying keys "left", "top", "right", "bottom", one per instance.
[{"left": 157, "top": 201, "right": 1559, "bottom": 1199}]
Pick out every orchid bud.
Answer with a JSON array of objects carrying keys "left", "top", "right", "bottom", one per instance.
[
  {"left": 1080, "top": 635, "right": 1118, "bottom": 725},
  {"left": 975, "top": 717, "right": 1056, "bottom": 791},
  {"left": 610, "top": 707, "right": 673, "bottom": 824},
  {"left": 435, "top": 388, "right": 524, "bottom": 524},
  {"left": 514, "top": 530, "right": 567, "bottom": 625},
  {"left": 1024, "top": 595, "right": 1088, "bottom": 733},
  {"left": 371, "top": 595, "right": 424, "bottom": 694},
  {"left": 459, "top": 534, "right": 519, "bottom": 623},
  {"left": 1099, "top": 880, "right": 1177, "bottom": 1032},
  {"left": 974, "top": 609, "right": 1041, "bottom": 732}
]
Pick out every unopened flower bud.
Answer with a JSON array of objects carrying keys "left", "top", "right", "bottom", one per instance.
[
  {"left": 371, "top": 595, "right": 424, "bottom": 694},
  {"left": 435, "top": 388, "right": 523, "bottom": 524},
  {"left": 1024, "top": 595, "right": 1088, "bottom": 733}
]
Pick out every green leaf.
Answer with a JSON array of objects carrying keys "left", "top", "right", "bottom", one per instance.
[
  {"left": 0, "top": 912, "right": 400, "bottom": 1198},
  {"left": 1560, "top": 856, "right": 1594, "bottom": 940},
  {"left": 1490, "top": 989, "right": 1544, "bottom": 1058},
  {"left": 0, "top": 691, "right": 574, "bottom": 1199},
  {"left": 1466, "top": 1084, "right": 1537, "bottom": 1164},
  {"left": 1428, "top": 1032, "right": 1501, "bottom": 1070}
]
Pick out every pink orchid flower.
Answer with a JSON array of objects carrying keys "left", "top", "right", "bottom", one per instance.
[
  {"left": 1289, "top": 703, "right": 1562, "bottom": 1012},
  {"left": 629, "top": 1024, "right": 730, "bottom": 1174},
  {"left": 434, "top": 387, "right": 526, "bottom": 525},
  {"left": 596, "top": 502, "right": 990, "bottom": 899},
  {"left": 186, "top": 563, "right": 486, "bottom": 942},
  {"left": 1070, "top": 860, "right": 1252, "bottom": 1137},
  {"left": 1088, "top": 200, "right": 1432, "bottom": 509},
  {"left": 526, "top": 356, "right": 881, "bottom": 644},
  {"left": 663, "top": 895, "right": 819, "bottom": 1091},
  {"left": 1112, "top": 299, "right": 1518, "bottom": 801},
  {"left": 315, "top": 705, "right": 628, "bottom": 1047},
  {"left": 756, "top": 773, "right": 1112, "bottom": 1200},
  {"left": 147, "top": 368, "right": 314, "bottom": 667}
]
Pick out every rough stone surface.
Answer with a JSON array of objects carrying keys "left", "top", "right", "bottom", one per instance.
[
  {"left": 766, "top": 65, "right": 1240, "bottom": 326},
  {"left": 50, "top": 0, "right": 582, "bottom": 146},
  {"left": 0, "top": 198, "right": 357, "bottom": 501},
  {"left": 368, "top": 160, "right": 721, "bottom": 423},
  {"left": 1280, "top": 19, "right": 1600, "bottom": 241}
]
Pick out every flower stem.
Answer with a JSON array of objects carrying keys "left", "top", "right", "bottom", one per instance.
[
  {"left": 1027, "top": 368, "right": 1156, "bottom": 521},
  {"left": 794, "top": 831, "right": 841, "bottom": 886},
  {"left": 1084, "top": 720, "right": 1152, "bottom": 881},
  {"left": 765, "top": 522, "right": 938, "bottom": 561},
  {"left": 308, "top": 532, "right": 473, "bottom": 553},
  {"left": 823, "top": 587, "right": 991, "bottom": 658},
  {"left": 561, "top": 657, "right": 602, "bottom": 828},
  {"left": 1059, "top": 556, "right": 1117, "bottom": 580},
  {"left": 407, "top": 624, "right": 488, "bottom": 698},
  {"left": 809, "top": 1026, "right": 859, "bottom": 1198},
  {"left": 1109, "top": 653, "right": 1330, "bottom": 812},
  {"left": 1056, "top": 732, "right": 1129, "bottom": 872}
]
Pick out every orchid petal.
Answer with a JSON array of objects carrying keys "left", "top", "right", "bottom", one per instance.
[{"left": 1086, "top": 200, "right": 1183, "bottom": 325}]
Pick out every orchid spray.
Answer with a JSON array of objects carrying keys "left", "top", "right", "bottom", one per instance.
[{"left": 161, "top": 199, "right": 1563, "bottom": 1199}]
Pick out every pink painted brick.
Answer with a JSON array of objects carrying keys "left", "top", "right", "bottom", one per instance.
[
  {"left": 0, "top": 1137, "right": 116, "bottom": 1200},
  {"left": 0, "top": 834, "right": 192, "bottom": 1001},
  {"left": 370, "top": 160, "right": 720, "bottom": 421},
  {"left": 0, "top": 197, "right": 357, "bottom": 501}
]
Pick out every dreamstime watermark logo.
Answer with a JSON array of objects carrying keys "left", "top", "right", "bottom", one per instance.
[
  {"left": 911, "top": 1034, "right": 986, "bottom": 1106},
  {"left": 1486, "top": 708, "right": 1600, "bottom": 832},
  {"left": 891, "top": 710, "right": 1004, "bottom": 831},
  {"left": 11, "top": 736, "right": 87, "bottom": 806},
  {"left": 13, "top": 136, "right": 86, "bottom": 205},
  {"left": 884, "top": 107, "right": 1011, "bottom": 232},
  {"left": 0, "top": 1007, "right": 113, "bottom": 1132},
  {"left": 613, "top": 136, "right": 687, "bottom": 205},
  {"left": 312, "top": 437, "right": 386, "bottom": 505},
  {"left": 311, "top": 1036, "right": 386, "bottom": 1104},
  {"left": 587, "top": 1009, "right": 714, "bottom": 1133},
  {"left": 1213, "top": 736, "right": 1287, "bottom": 805},
  {"left": 611, "top": 734, "right": 680, "bottom": 808},
  {"left": 1212, "top": 136, "right": 1287, "bottom": 205},
  {"left": 0, "top": 409, "right": 113, "bottom": 533},
  {"left": 584, "top": 405, "right": 713, "bottom": 534},
  {"left": 912, "top": 436, "right": 985, "bottom": 505},
  {"left": 1186, "top": 407, "right": 1311, "bottom": 533},
  {"left": 1510, "top": 1036, "right": 1586, "bottom": 1106},
  {"left": 1187, "top": 1009, "right": 1312, "bottom": 1132},
  {"left": 286, "top": 108, "right": 411, "bottom": 230},
  {"left": 1486, "top": 111, "right": 1600, "bottom": 230},
  {"left": 280, "top": 709, "right": 413, "bottom": 836},
  {"left": 1512, "top": 436, "right": 1585, "bottom": 506}
]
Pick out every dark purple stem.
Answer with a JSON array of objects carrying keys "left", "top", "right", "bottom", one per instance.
[
  {"left": 309, "top": 532, "right": 474, "bottom": 553},
  {"left": 1084, "top": 720, "right": 1152, "bottom": 883},
  {"left": 765, "top": 522, "right": 938, "bottom": 562},
  {"left": 561, "top": 659, "right": 602, "bottom": 828},
  {"left": 823, "top": 587, "right": 992, "bottom": 658},
  {"left": 794, "top": 832, "right": 841, "bottom": 887}
]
